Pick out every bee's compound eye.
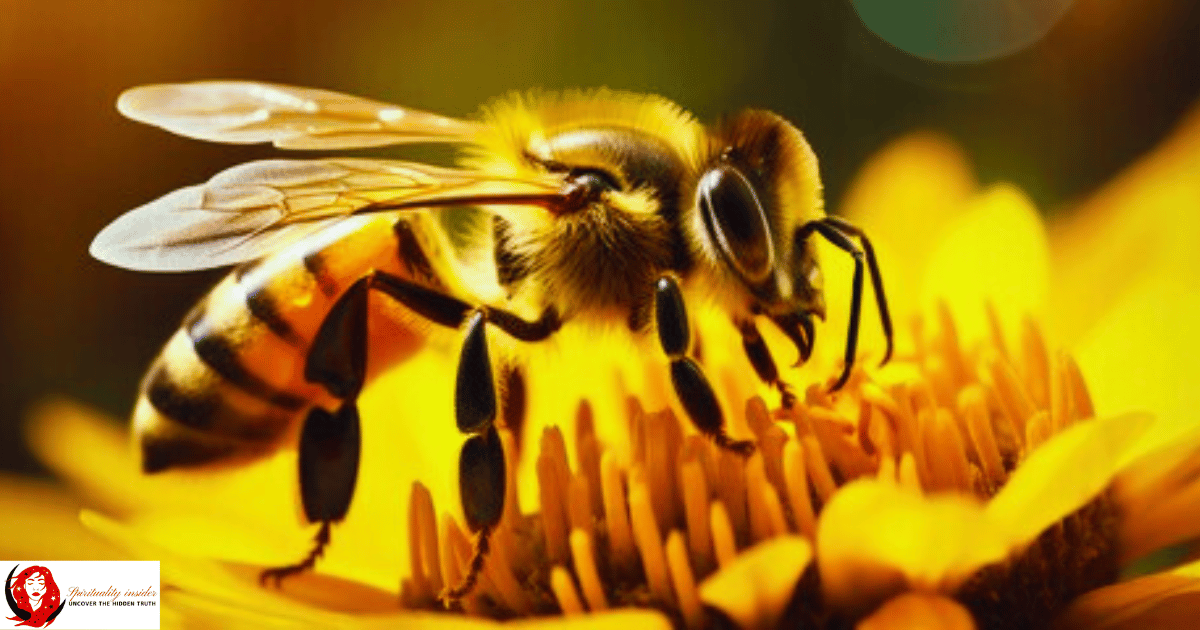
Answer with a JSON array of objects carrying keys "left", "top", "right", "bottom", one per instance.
[{"left": 698, "top": 166, "right": 775, "bottom": 284}]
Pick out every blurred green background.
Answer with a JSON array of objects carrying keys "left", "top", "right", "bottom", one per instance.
[{"left": 1, "top": 0, "right": 1198, "bottom": 475}]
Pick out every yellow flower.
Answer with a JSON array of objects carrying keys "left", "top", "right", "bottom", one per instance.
[{"left": 10, "top": 105, "right": 1200, "bottom": 629}]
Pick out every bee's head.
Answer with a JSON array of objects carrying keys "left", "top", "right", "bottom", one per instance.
[{"left": 695, "top": 110, "right": 827, "bottom": 321}]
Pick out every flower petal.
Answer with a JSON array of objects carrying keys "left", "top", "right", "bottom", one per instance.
[
  {"left": 1046, "top": 102, "right": 1200, "bottom": 456},
  {"left": 857, "top": 593, "right": 976, "bottom": 630},
  {"left": 919, "top": 183, "right": 1050, "bottom": 344},
  {"left": 1048, "top": 103, "right": 1200, "bottom": 350},
  {"left": 698, "top": 535, "right": 812, "bottom": 629},
  {"left": 1073, "top": 276, "right": 1200, "bottom": 462},
  {"left": 350, "top": 609, "right": 674, "bottom": 630},
  {"left": 817, "top": 480, "right": 1007, "bottom": 613},
  {"left": 0, "top": 474, "right": 120, "bottom": 560},
  {"left": 1054, "top": 557, "right": 1200, "bottom": 630},
  {"left": 841, "top": 132, "right": 977, "bottom": 323},
  {"left": 986, "top": 412, "right": 1153, "bottom": 545},
  {"left": 1115, "top": 427, "right": 1200, "bottom": 561},
  {"left": 81, "top": 510, "right": 403, "bottom": 620}
]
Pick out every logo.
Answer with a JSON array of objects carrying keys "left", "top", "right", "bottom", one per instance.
[
  {"left": 5, "top": 566, "right": 63, "bottom": 628},
  {"left": 2, "top": 562, "right": 158, "bottom": 630}
]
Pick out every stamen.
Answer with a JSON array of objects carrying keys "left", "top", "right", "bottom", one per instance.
[
  {"left": 959, "top": 385, "right": 1004, "bottom": 484},
  {"left": 644, "top": 410, "right": 684, "bottom": 533},
  {"left": 483, "top": 527, "right": 529, "bottom": 614},
  {"left": 801, "top": 434, "right": 838, "bottom": 502},
  {"left": 986, "top": 351, "right": 1037, "bottom": 439},
  {"left": 550, "top": 566, "right": 584, "bottom": 615},
  {"left": 1021, "top": 316, "right": 1052, "bottom": 410},
  {"left": 568, "top": 474, "right": 593, "bottom": 538},
  {"left": 713, "top": 447, "right": 749, "bottom": 537},
  {"left": 935, "top": 409, "right": 972, "bottom": 492},
  {"left": 984, "top": 300, "right": 1012, "bottom": 362},
  {"left": 1049, "top": 350, "right": 1071, "bottom": 434},
  {"left": 935, "top": 301, "right": 970, "bottom": 392},
  {"left": 439, "top": 514, "right": 463, "bottom": 590},
  {"left": 387, "top": 309, "right": 1118, "bottom": 628},
  {"left": 746, "top": 454, "right": 788, "bottom": 542},
  {"left": 666, "top": 530, "right": 705, "bottom": 630},
  {"left": 630, "top": 483, "right": 674, "bottom": 605},
  {"left": 1062, "top": 352, "right": 1095, "bottom": 421},
  {"left": 600, "top": 451, "right": 636, "bottom": 573},
  {"left": 897, "top": 452, "right": 921, "bottom": 490},
  {"left": 538, "top": 431, "right": 571, "bottom": 565},
  {"left": 406, "top": 483, "right": 433, "bottom": 602},
  {"left": 745, "top": 454, "right": 774, "bottom": 543},
  {"left": 680, "top": 459, "right": 715, "bottom": 573},
  {"left": 709, "top": 500, "right": 738, "bottom": 569},
  {"left": 416, "top": 483, "right": 444, "bottom": 594},
  {"left": 569, "top": 529, "right": 608, "bottom": 612},
  {"left": 574, "top": 402, "right": 606, "bottom": 517},
  {"left": 782, "top": 440, "right": 817, "bottom": 537},
  {"left": 1025, "top": 410, "right": 1053, "bottom": 451},
  {"left": 499, "top": 430, "right": 522, "bottom": 530}
]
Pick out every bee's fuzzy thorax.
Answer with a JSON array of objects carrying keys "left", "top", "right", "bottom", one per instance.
[{"left": 467, "top": 88, "right": 706, "bottom": 172}]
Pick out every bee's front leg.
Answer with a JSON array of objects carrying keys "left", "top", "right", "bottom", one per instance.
[
  {"left": 738, "top": 319, "right": 797, "bottom": 410},
  {"left": 654, "top": 276, "right": 755, "bottom": 456}
]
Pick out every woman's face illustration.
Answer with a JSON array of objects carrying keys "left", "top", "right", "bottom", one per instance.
[{"left": 24, "top": 573, "right": 45, "bottom": 599}]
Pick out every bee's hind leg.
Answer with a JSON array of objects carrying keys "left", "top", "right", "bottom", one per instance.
[
  {"left": 258, "top": 406, "right": 357, "bottom": 586},
  {"left": 654, "top": 276, "right": 755, "bottom": 456},
  {"left": 261, "top": 278, "right": 370, "bottom": 585}
]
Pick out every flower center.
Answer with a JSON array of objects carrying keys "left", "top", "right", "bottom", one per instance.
[{"left": 398, "top": 304, "right": 1118, "bottom": 628}]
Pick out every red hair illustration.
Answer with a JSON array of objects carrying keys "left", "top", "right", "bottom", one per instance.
[{"left": 5, "top": 566, "right": 63, "bottom": 628}]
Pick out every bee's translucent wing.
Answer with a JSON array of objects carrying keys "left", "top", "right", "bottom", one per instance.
[
  {"left": 118, "top": 82, "right": 479, "bottom": 149},
  {"left": 91, "top": 158, "right": 564, "bottom": 272}
]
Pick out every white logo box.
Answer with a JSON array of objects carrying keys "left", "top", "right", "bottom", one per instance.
[{"left": 4, "top": 561, "right": 159, "bottom": 630}]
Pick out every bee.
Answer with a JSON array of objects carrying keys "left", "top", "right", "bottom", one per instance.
[{"left": 92, "top": 82, "right": 893, "bottom": 599}]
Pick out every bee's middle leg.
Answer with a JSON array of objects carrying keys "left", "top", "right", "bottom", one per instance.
[{"left": 654, "top": 276, "right": 755, "bottom": 456}]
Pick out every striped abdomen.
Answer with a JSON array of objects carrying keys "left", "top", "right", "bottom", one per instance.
[{"left": 135, "top": 213, "right": 456, "bottom": 472}]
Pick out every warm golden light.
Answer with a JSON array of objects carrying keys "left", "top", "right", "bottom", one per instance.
[{"left": 13, "top": 88, "right": 1200, "bottom": 630}]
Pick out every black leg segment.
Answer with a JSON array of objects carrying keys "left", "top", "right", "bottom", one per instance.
[
  {"left": 371, "top": 271, "right": 562, "bottom": 342},
  {"left": 769, "top": 310, "right": 816, "bottom": 367},
  {"left": 306, "top": 278, "right": 370, "bottom": 400},
  {"left": 260, "top": 521, "right": 332, "bottom": 586},
  {"left": 739, "top": 320, "right": 797, "bottom": 409},
  {"left": 456, "top": 310, "right": 497, "bottom": 434},
  {"left": 260, "top": 402, "right": 359, "bottom": 585},
  {"left": 793, "top": 216, "right": 894, "bottom": 391},
  {"left": 654, "top": 275, "right": 754, "bottom": 456},
  {"left": 297, "top": 403, "right": 361, "bottom": 524},
  {"left": 298, "top": 270, "right": 561, "bottom": 600},
  {"left": 821, "top": 216, "right": 894, "bottom": 364},
  {"left": 443, "top": 425, "right": 506, "bottom": 603},
  {"left": 810, "top": 221, "right": 864, "bottom": 391},
  {"left": 655, "top": 277, "right": 690, "bottom": 358}
]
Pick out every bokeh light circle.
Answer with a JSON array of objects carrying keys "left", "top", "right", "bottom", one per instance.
[{"left": 851, "top": 0, "right": 1075, "bottom": 63}]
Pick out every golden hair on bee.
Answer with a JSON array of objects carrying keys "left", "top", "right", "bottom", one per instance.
[
  {"left": 465, "top": 88, "right": 706, "bottom": 176},
  {"left": 93, "top": 81, "right": 894, "bottom": 600}
]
